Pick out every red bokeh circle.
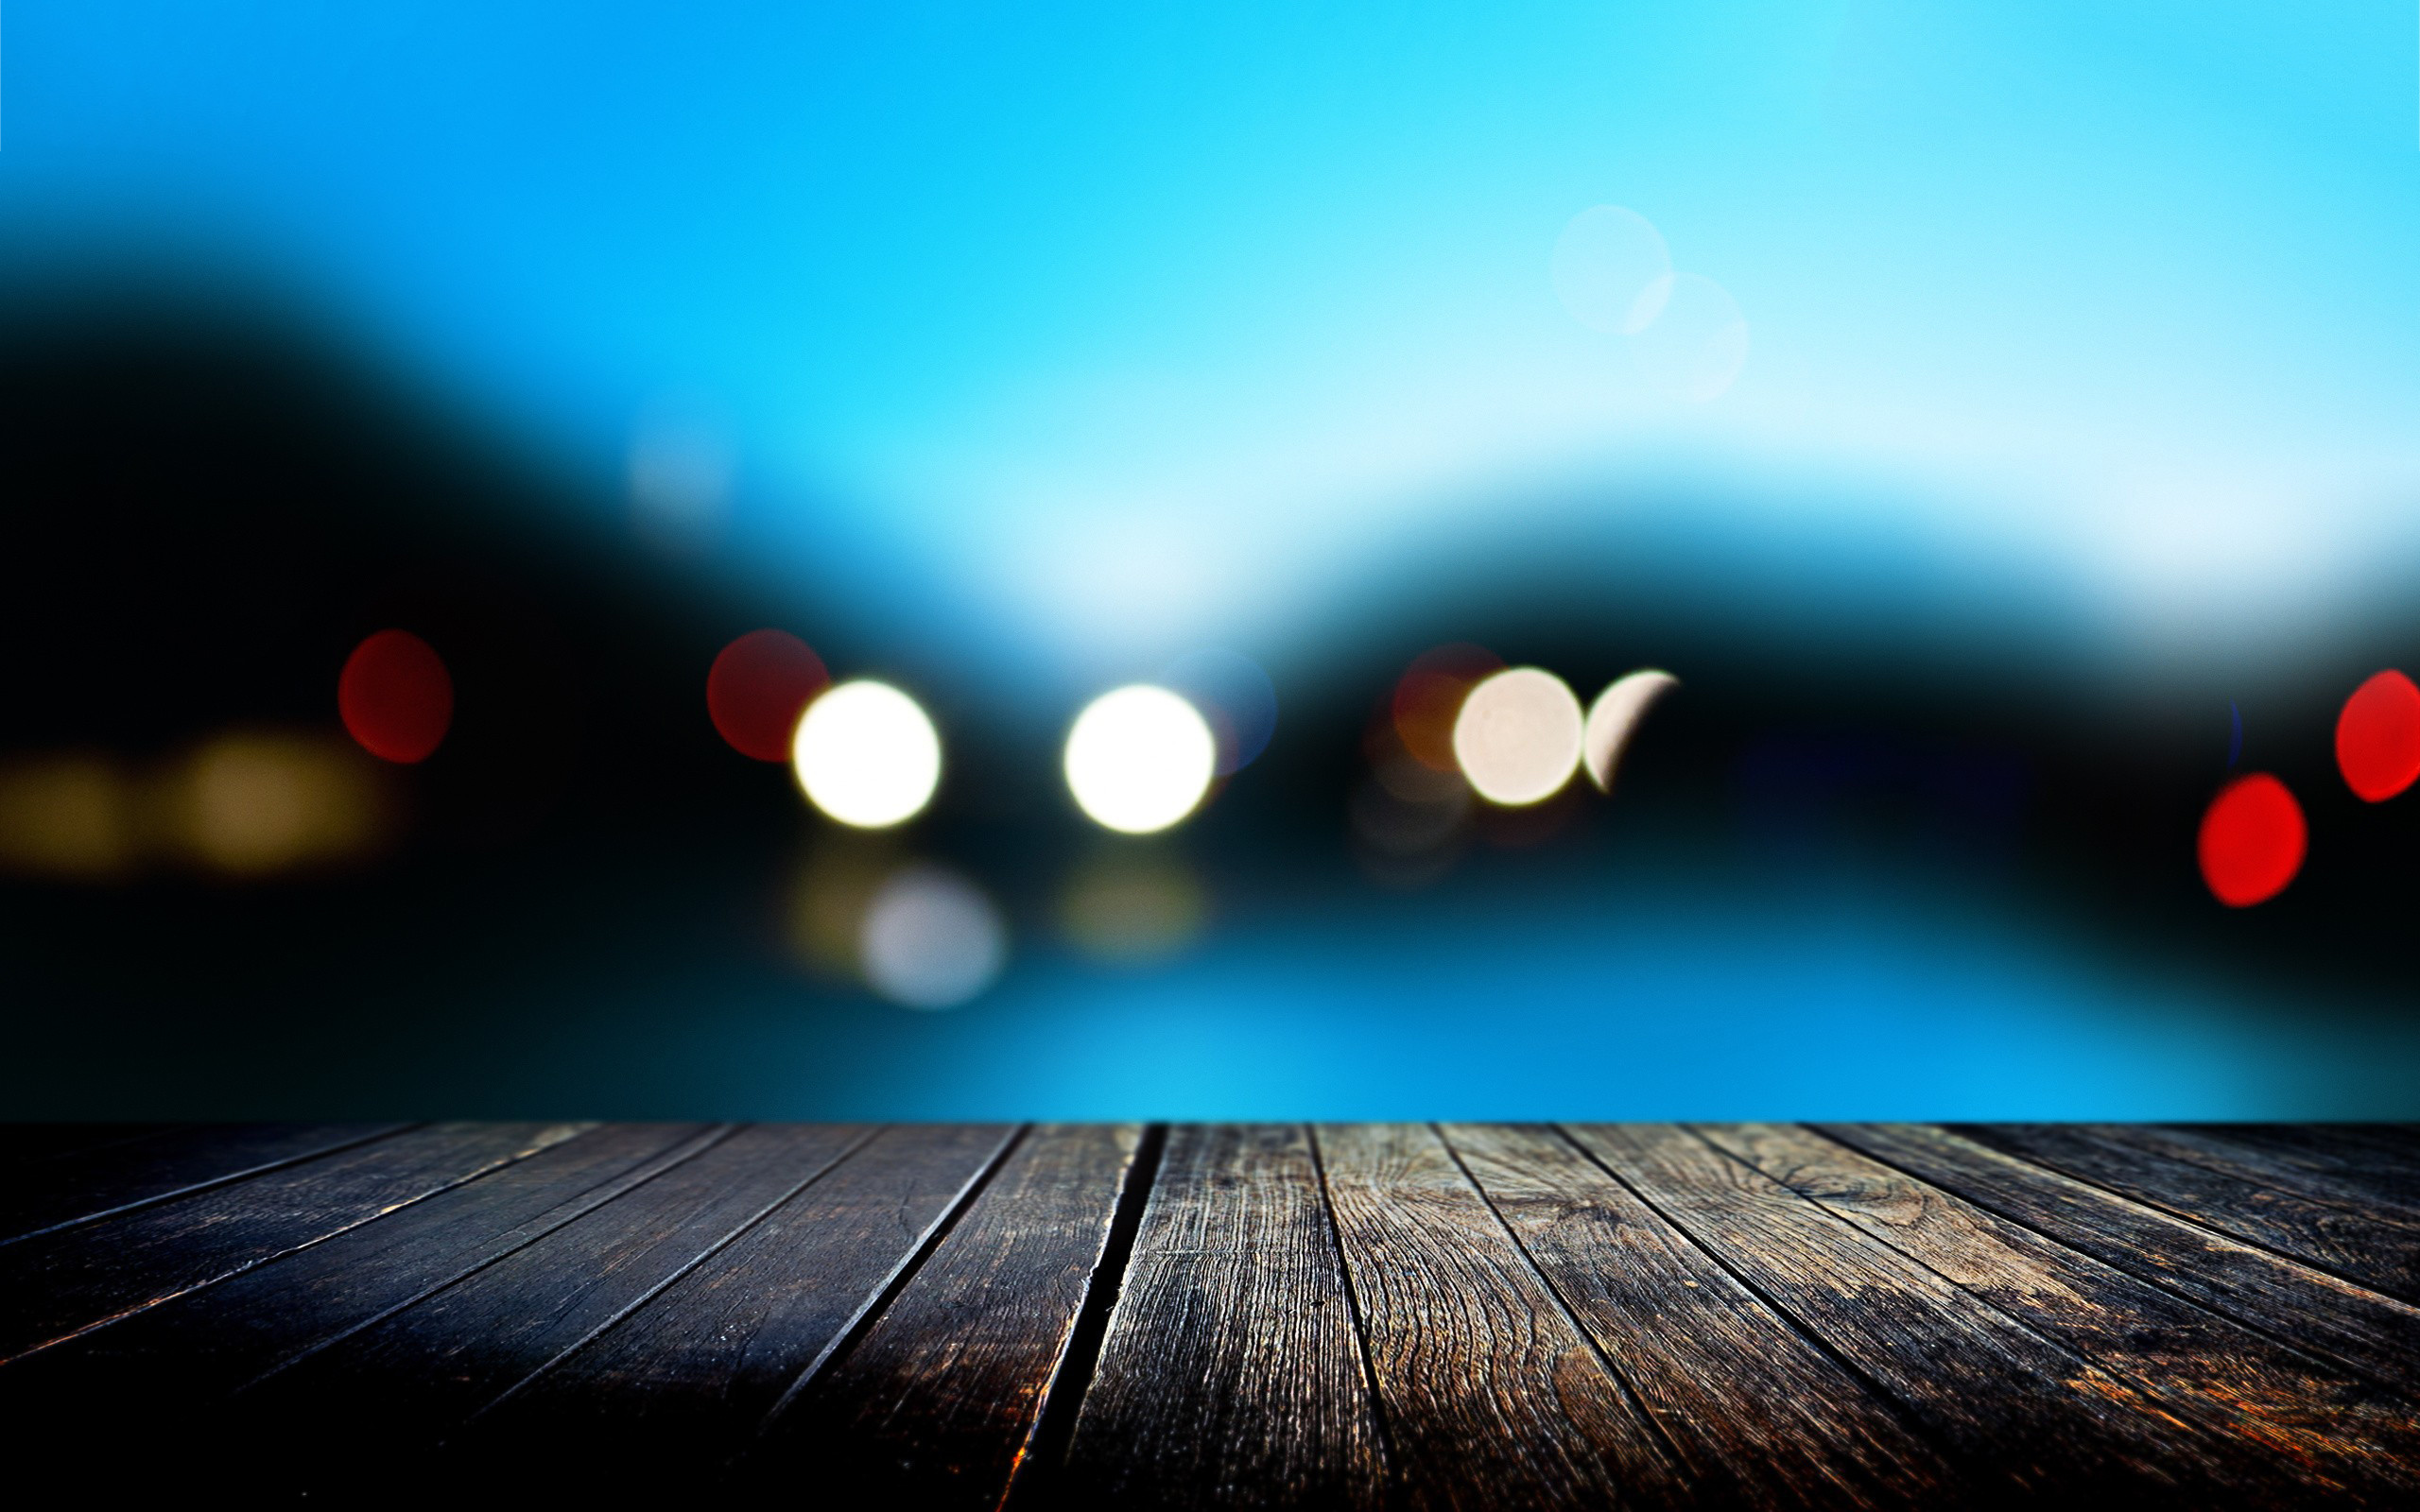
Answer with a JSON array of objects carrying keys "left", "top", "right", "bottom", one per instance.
[
  {"left": 339, "top": 629, "right": 453, "bottom": 764},
  {"left": 1390, "top": 644, "right": 1503, "bottom": 771},
  {"left": 2335, "top": 669, "right": 2420, "bottom": 803},
  {"left": 707, "top": 629, "right": 830, "bottom": 762},
  {"left": 2196, "top": 773, "right": 2305, "bottom": 908}
]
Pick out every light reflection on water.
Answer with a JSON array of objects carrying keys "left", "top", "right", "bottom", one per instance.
[{"left": 729, "top": 874, "right": 2416, "bottom": 1123}]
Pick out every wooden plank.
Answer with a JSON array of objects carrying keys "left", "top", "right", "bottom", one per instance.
[
  {"left": 0, "top": 1121, "right": 587, "bottom": 1362},
  {"left": 1060, "top": 1124, "right": 1386, "bottom": 1511},
  {"left": 1823, "top": 1123, "right": 2420, "bottom": 1398},
  {"left": 2170, "top": 1125, "right": 2420, "bottom": 1211},
  {"left": 1316, "top": 1122, "right": 1681, "bottom": 1511},
  {"left": 1953, "top": 1124, "right": 2420, "bottom": 1305},
  {"left": 745, "top": 1124, "right": 1147, "bottom": 1508},
  {"left": 2125, "top": 1125, "right": 2420, "bottom": 1229},
  {"left": 1707, "top": 1123, "right": 2420, "bottom": 1503},
  {"left": 458, "top": 1122, "right": 1017, "bottom": 1479},
  {"left": 0, "top": 1123, "right": 721, "bottom": 1407},
  {"left": 1566, "top": 1123, "right": 2240, "bottom": 1501},
  {"left": 0, "top": 1122, "right": 411, "bottom": 1245},
  {"left": 237, "top": 1122, "right": 877, "bottom": 1480},
  {"left": 1440, "top": 1123, "right": 1952, "bottom": 1510}
]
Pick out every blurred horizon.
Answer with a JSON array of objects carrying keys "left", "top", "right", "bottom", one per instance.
[{"left": 6, "top": 4, "right": 2420, "bottom": 1119}]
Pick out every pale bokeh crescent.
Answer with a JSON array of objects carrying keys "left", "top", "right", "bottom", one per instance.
[{"left": 1582, "top": 670, "right": 1677, "bottom": 792}]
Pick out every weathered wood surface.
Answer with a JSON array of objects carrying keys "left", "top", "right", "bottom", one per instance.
[
  {"left": 1953, "top": 1124, "right": 2420, "bottom": 1305},
  {"left": 3, "top": 1122, "right": 2417, "bottom": 1506},
  {"left": 1059, "top": 1123, "right": 1387, "bottom": 1510},
  {"left": 1441, "top": 1123, "right": 1949, "bottom": 1510}
]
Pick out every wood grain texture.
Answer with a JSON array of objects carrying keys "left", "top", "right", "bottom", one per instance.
[
  {"left": 0, "top": 1121, "right": 409, "bottom": 1246},
  {"left": 1710, "top": 1123, "right": 2420, "bottom": 1505},
  {"left": 749, "top": 1124, "right": 1146, "bottom": 1509},
  {"left": 1442, "top": 1123, "right": 1950, "bottom": 1510},
  {"left": 1317, "top": 1121, "right": 1680, "bottom": 1511},
  {"left": 2172, "top": 1125, "right": 2420, "bottom": 1212},
  {"left": 0, "top": 1123, "right": 718, "bottom": 1406},
  {"left": 0, "top": 1121, "right": 587, "bottom": 1362},
  {"left": 3, "top": 1121, "right": 2416, "bottom": 1505},
  {"left": 1822, "top": 1124, "right": 2420, "bottom": 1398},
  {"left": 2116, "top": 1124, "right": 2420, "bottom": 1243},
  {"left": 241, "top": 1122, "right": 875, "bottom": 1479},
  {"left": 1062, "top": 1123, "right": 1386, "bottom": 1511},
  {"left": 1568, "top": 1122, "right": 2223, "bottom": 1503},
  {"left": 1954, "top": 1124, "right": 2420, "bottom": 1305},
  {"left": 462, "top": 1122, "right": 1016, "bottom": 1480}
]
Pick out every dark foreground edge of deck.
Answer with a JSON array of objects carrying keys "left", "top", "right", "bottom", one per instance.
[{"left": 4, "top": 1121, "right": 2418, "bottom": 1507}]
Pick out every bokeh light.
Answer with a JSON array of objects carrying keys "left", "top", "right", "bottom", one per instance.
[
  {"left": 858, "top": 863, "right": 1007, "bottom": 1008},
  {"left": 1063, "top": 685, "right": 1217, "bottom": 834},
  {"left": 0, "top": 757, "right": 138, "bottom": 881},
  {"left": 1550, "top": 206, "right": 1673, "bottom": 335},
  {"left": 1583, "top": 669, "right": 1678, "bottom": 793},
  {"left": 708, "top": 628, "right": 830, "bottom": 763},
  {"left": 1352, "top": 764, "right": 1469, "bottom": 875},
  {"left": 1627, "top": 272, "right": 1750, "bottom": 402},
  {"left": 1061, "top": 849, "right": 1209, "bottom": 964},
  {"left": 168, "top": 731, "right": 388, "bottom": 876},
  {"left": 2334, "top": 669, "right": 2420, "bottom": 802},
  {"left": 1453, "top": 667, "right": 1583, "bottom": 806},
  {"left": 1391, "top": 644, "right": 1504, "bottom": 773},
  {"left": 2197, "top": 773, "right": 2305, "bottom": 907},
  {"left": 1159, "top": 648, "right": 1278, "bottom": 776},
  {"left": 786, "top": 835, "right": 898, "bottom": 978},
  {"left": 792, "top": 680, "right": 942, "bottom": 828},
  {"left": 338, "top": 629, "right": 453, "bottom": 765}
]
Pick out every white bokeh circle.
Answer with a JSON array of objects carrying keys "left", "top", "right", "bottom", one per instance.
[
  {"left": 792, "top": 679, "right": 942, "bottom": 828},
  {"left": 1063, "top": 684, "right": 1218, "bottom": 834}
]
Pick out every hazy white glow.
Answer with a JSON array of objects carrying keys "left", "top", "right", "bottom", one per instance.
[
  {"left": 859, "top": 864, "right": 1006, "bottom": 1008},
  {"left": 1551, "top": 206, "right": 1673, "bottom": 335},
  {"left": 627, "top": 403, "right": 731, "bottom": 554},
  {"left": 1453, "top": 667, "right": 1582, "bottom": 805},
  {"left": 1064, "top": 684, "right": 1217, "bottom": 833},
  {"left": 1583, "top": 670, "right": 1678, "bottom": 792},
  {"left": 793, "top": 680, "right": 942, "bottom": 828}
]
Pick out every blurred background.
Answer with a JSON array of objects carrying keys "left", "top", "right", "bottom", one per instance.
[{"left": 6, "top": 2, "right": 2420, "bottom": 1120}]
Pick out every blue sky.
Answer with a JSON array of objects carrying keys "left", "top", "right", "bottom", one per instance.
[{"left": 14, "top": 3, "right": 2420, "bottom": 686}]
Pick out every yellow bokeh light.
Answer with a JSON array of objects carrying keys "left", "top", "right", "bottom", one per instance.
[
  {"left": 0, "top": 756, "right": 138, "bottom": 880},
  {"left": 792, "top": 679, "right": 942, "bottom": 828},
  {"left": 1060, "top": 849, "right": 1208, "bottom": 963},
  {"left": 1063, "top": 685, "right": 1217, "bottom": 834},
  {"left": 169, "top": 731, "right": 387, "bottom": 876},
  {"left": 1452, "top": 667, "right": 1582, "bottom": 806}
]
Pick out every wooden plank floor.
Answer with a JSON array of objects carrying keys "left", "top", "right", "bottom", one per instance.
[{"left": 5, "top": 1124, "right": 2418, "bottom": 1506}]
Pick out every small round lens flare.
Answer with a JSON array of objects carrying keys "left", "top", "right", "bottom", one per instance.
[
  {"left": 2335, "top": 669, "right": 2420, "bottom": 803},
  {"left": 708, "top": 629, "right": 830, "bottom": 763},
  {"left": 858, "top": 864, "right": 1007, "bottom": 1008},
  {"left": 2197, "top": 773, "right": 2305, "bottom": 907},
  {"left": 1550, "top": 206, "right": 1673, "bottom": 335},
  {"left": 1391, "top": 644, "right": 1503, "bottom": 772},
  {"left": 1453, "top": 667, "right": 1583, "bottom": 807},
  {"left": 338, "top": 629, "right": 452, "bottom": 765},
  {"left": 792, "top": 680, "right": 942, "bottom": 828},
  {"left": 1627, "top": 272, "right": 1750, "bottom": 403},
  {"left": 1064, "top": 685, "right": 1217, "bottom": 834}
]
